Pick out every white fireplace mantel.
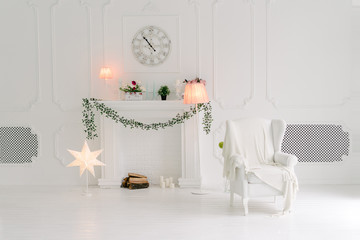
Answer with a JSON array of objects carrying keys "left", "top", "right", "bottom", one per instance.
[{"left": 98, "top": 100, "right": 201, "bottom": 188}]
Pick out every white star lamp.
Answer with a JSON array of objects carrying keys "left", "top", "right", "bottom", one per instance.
[{"left": 67, "top": 141, "right": 105, "bottom": 196}]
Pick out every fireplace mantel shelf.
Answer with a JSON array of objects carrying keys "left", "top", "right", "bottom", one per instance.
[{"left": 99, "top": 100, "right": 191, "bottom": 111}]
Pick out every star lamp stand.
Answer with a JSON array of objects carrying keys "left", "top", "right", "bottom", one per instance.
[
  {"left": 67, "top": 141, "right": 105, "bottom": 197},
  {"left": 82, "top": 171, "right": 92, "bottom": 197}
]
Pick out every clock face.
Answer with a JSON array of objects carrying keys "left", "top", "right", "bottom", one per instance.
[{"left": 132, "top": 26, "right": 171, "bottom": 66}]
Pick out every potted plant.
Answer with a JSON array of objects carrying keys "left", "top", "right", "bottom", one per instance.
[
  {"left": 119, "top": 80, "right": 145, "bottom": 101},
  {"left": 158, "top": 85, "right": 170, "bottom": 100}
]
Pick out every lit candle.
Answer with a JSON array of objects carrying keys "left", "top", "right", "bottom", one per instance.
[
  {"left": 165, "top": 178, "right": 170, "bottom": 187},
  {"left": 170, "top": 183, "right": 175, "bottom": 189}
]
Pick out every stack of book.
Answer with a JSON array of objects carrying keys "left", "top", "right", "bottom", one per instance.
[{"left": 121, "top": 173, "right": 149, "bottom": 190}]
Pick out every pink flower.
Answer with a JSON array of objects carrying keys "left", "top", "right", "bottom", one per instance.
[
  {"left": 132, "top": 87, "right": 136, "bottom": 90},
  {"left": 132, "top": 81, "right": 136, "bottom": 85},
  {"left": 200, "top": 79, "right": 206, "bottom": 86},
  {"left": 187, "top": 78, "right": 206, "bottom": 86}
]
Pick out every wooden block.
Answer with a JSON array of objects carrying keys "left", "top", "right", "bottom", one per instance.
[
  {"left": 129, "top": 177, "right": 148, "bottom": 184},
  {"left": 129, "top": 183, "right": 149, "bottom": 190},
  {"left": 128, "top": 173, "right": 147, "bottom": 178},
  {"left": 121, "top": 177, "right": 129, "bottom": 188}
]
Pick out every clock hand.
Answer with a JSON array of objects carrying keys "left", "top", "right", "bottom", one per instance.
[{"left": 143, "top": 36, "right": 156, "bottom": 52}]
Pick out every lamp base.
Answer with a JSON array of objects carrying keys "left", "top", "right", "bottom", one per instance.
[
  {"left": 191, "top": 190, "right": 210, "bottom": 195},
  {"left": 82, "top": 191, "right": 92, "bottom": 197}
]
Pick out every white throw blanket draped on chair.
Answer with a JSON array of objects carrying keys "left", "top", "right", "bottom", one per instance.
[{"left": 222, "top": 118, "right": 298, "bottom": 213}]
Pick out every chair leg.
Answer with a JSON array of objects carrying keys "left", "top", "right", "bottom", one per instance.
[
  {"left": 242, "top": 198, "right": 249, "bottom": 216},
  {"left": 230, "top": 192, "right": 234, "bottom": 206}
]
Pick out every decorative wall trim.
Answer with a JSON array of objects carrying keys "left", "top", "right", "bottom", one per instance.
[
  {"left": 352, "top": 134, "right": 360, "bottom": 153},
  {"left": 102, "top": 0, "right": 112, "bottom": 68},
  {"left": 51, "top": 0, "right": 92, "bottom": 111},
  {"left": 188, "top": 0, "right": 200, "bottom": 77},
  {"left": 264, "top": 0, "right": 351, "bottom": 109},
  {"left": 353, "top": 0, "right": 360, "bottom": 7},
  {"left": 212, "top": 0, "right": 254, "bottom": 109},
  {"left": 27, "top": 1, "right": 41, "bottom": 111},
  {"left": 54, "top": 125, "right": 66, "bottom": 165},
  {"left": 142, "top": 0, "right": 158, "bottom": 12},
  {"left": 50, "top": 0, "right": 62, "bottom": 110},
  {"left": 81, "top": 0, "right": 95, "bottom": 98},
  {"left": 121, "top": 15, "right": 181, "bottom": 73},
  {"left": 107, "top": 2, "right": 197, "bottom": 74},
  {"left": 212, "top": 0, "right": 221, "bottom": 105},
  {"left": 213, "top": 122, "right": 226, "bottom": 164},
  {"left": 0, "top": 1, "right": 41, "bottom": 111},
  {"left": 54, "top": 123, "right": 87, "bottom": 166}
]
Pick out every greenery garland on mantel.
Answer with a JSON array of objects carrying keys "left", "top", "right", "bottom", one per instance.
[{"left": 82, "top": 98, "right": 213, "bottom": 140}]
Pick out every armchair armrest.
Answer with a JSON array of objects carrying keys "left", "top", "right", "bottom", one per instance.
[
  {"left": 229, "top": 154, "right": 245, "bottom": 168},
  {"left": 226, "top": 154, "right": 247, "bottom": 180},
  {"left": 274, "top": 152, "right": 298, "bottom": 169}
]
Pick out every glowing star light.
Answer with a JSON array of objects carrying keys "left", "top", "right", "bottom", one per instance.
[{"left": 67, "top": 141, "right": 105, "bottom": 177}]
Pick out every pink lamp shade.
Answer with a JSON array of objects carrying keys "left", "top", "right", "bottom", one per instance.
[
  {"left": 183, "top": 82, "right": 209, "bottom": 104},
  {"left": 99, "top": 67, "right": 113, "bottom": 79}
]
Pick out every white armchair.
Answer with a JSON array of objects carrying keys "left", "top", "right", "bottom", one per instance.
[{"left": 222, "top": 118, "right": 298, "bottom": 215}]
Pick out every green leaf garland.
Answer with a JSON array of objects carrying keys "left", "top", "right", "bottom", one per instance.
[{"left": 82, "top": 98, "right": 213, "bottom": 140}]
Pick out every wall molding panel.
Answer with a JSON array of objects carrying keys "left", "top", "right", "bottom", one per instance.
[
  {"left": 142, "top": 0, "right": 158, "bottom": 12},
  {"left": 51, "top": 0, "right": 91, "bottom": 111},
  {"left": 102, "top": 0, "right": 112, "bottom": 67},
  {"left": 213, "top": 122, "right": 226, "bottom": 164},
  {"left": 0, "top": 1, "right": 40, "bottom": 111},
  {"left": 54, "top": 123, "right": 87, "bottom": 166},
  {"left": 353, "top": 0, "right": 360, "bottom": 7},
  {"left": 265, "top": 0, "right": 352, "bottom": 109},
  {"left": 212, "top": 0, "right": 254, "bottom": 109},
  {"left": 188, "top": 0, "right": 200, "bottom": 77}
]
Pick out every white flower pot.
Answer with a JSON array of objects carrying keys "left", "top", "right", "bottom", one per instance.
[{"left": 125, "top": 92, "right": 143, "bottom": 101}]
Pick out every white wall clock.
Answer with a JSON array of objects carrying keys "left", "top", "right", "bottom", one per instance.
[
  {"left": 132, "top": 26, "right": 171, "bottom": 66},
  {"left": 123, "top": 16, "right": 179, "bottom": 72}
]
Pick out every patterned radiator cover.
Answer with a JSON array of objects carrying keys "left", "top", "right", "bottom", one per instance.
[
  {"left": 281, "top": 124, "right": 350, "bottom": 163},
  {"left": 0, "top": 127, "right": 38, "bottom": 164}
]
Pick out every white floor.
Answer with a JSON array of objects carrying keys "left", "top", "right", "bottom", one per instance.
[{"left": 0, "top": 185, "right": 359, "bottom": 240}]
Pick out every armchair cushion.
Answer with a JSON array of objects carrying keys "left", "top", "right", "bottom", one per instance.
[{"left": 247, "top": 172, "right": 263, "bottom": 184}]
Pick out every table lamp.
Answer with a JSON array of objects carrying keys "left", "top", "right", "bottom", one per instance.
[
  {"left": 183, "top": 80, "right": 209, "bottom": 107},
  {"left": 99, "top": 67, "right": 113, "bottom": 80}
]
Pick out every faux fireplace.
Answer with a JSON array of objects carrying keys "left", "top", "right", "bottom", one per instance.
[{"left": 98, "top": 101, "right": 201, "bottom": 188}]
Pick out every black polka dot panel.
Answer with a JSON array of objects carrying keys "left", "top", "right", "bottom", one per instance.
[
  {"left": 0, "top": 127, "right": 38, "bottom": 164},
  {"left": 281, "top": 124, "right": 350, "bottom": 163}
]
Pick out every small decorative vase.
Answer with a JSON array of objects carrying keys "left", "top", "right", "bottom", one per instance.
[
  {"left": 125, "top": 92, "right": 143, "bottom": 101},
  {"left": 161, "top": 95, "right": 167, "bottom": 101}
]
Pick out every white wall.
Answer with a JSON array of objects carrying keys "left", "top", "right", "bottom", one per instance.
[{"left": 0, "top": 0, "right": 359, "bottom": 187}]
